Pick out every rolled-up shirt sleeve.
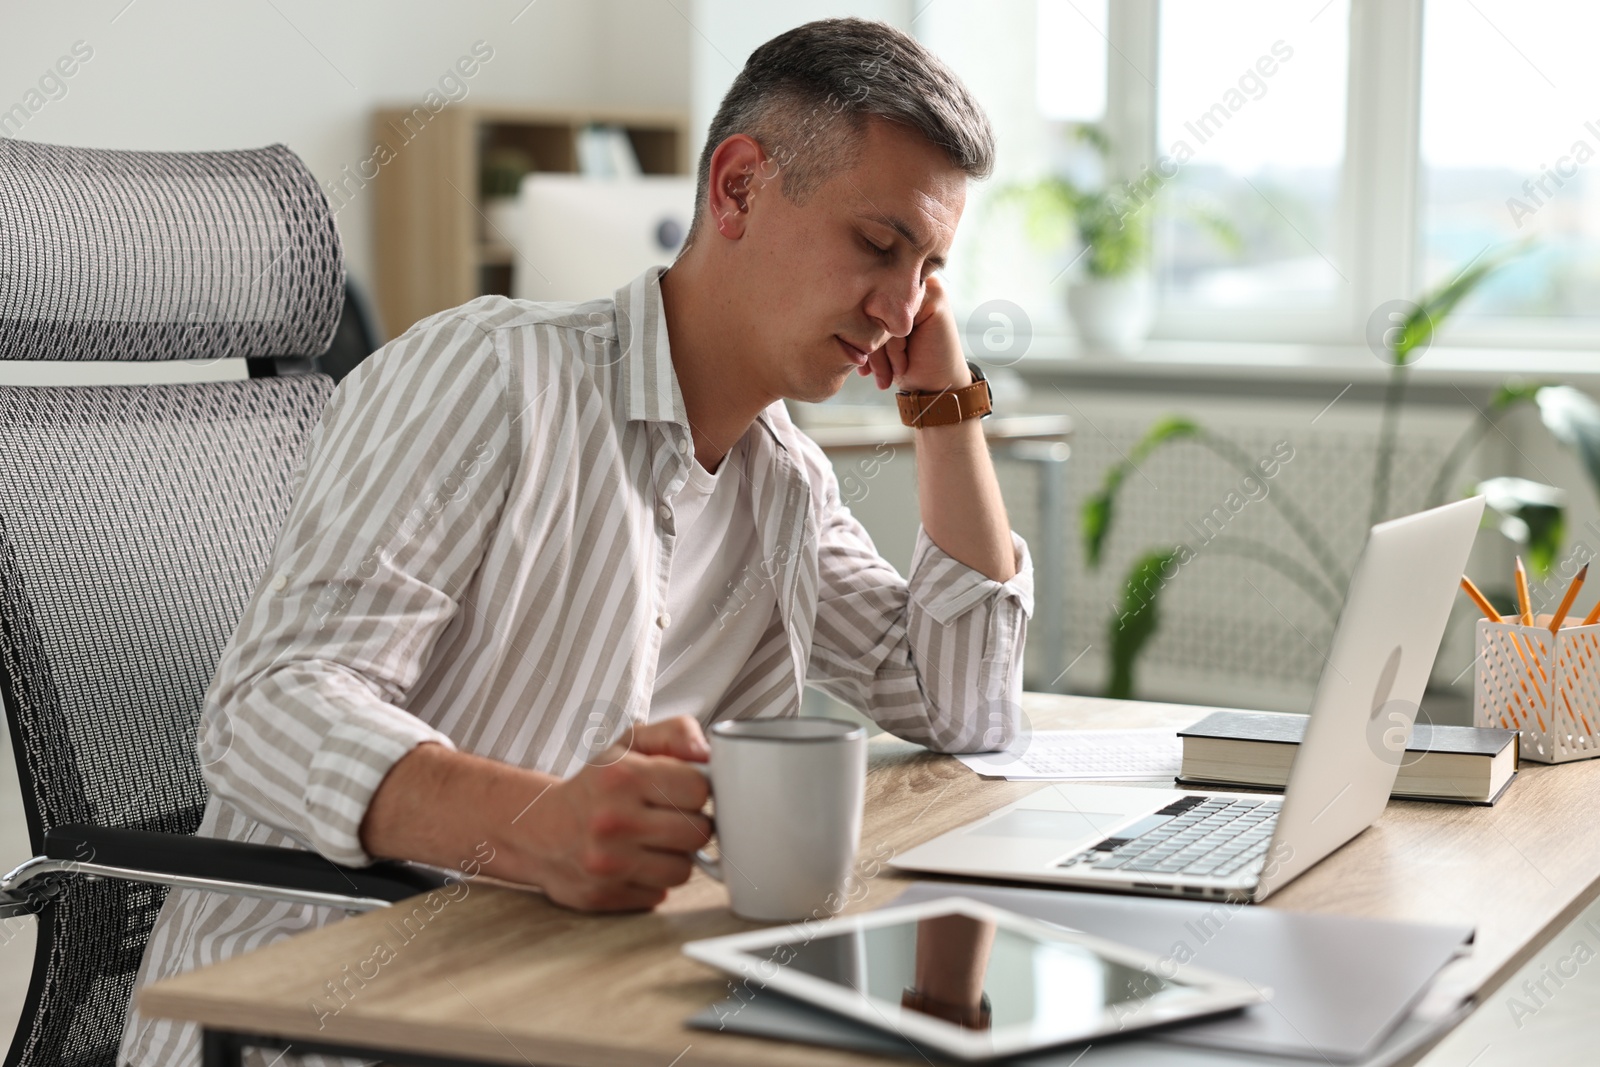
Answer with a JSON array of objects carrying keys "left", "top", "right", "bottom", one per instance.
[
  {"left": 198, "top": 311, "right": 514, "bottom": 866},
  {"left": 805, "top": 463, "right": 1034, "bottom": 754}
]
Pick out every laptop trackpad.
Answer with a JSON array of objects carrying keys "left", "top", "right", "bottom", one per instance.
[{"left": 967, "top": 809, "right": 1127, "bottom": 842}]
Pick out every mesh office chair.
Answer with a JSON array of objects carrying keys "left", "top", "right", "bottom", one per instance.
[
  {"left": 316, "top": 276, "right": 385, "bottom": 385},
  {"left": 0, "top": 139, "right": 446, "bottom": 1067}
]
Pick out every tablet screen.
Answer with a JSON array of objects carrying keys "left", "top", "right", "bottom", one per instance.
[
  {"left": 685, "top": 897, "right": 1264, "bottom": 1060},
  {"left": 769, "top": 911, "right": 1178, "bottom": 1032}
]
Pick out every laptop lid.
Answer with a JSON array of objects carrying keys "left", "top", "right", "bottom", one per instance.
[{"left": 1254, "top": 496, "right": 1484, "bottom": 900}]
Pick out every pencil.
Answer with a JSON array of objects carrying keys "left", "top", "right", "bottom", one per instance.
[
  {"left": 1583, "top": 593, "right": 1600, "bottom": 627},
  {"left": 1549, "top": 564, "right": 1588, "bottom": 633},
  {"left": 1459, "top": 576, "right": 1502, "bottom": 621},
  {"left": 1515, "top": 557, "right": 1534, "bottom": 625}
]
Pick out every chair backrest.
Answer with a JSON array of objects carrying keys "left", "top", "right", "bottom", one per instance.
[
  {"left": 315, "top": 276, "right": 385, "bottom": 384},
  {"left": 0, "top": 138, "right": 342, "bottom": 1067}
]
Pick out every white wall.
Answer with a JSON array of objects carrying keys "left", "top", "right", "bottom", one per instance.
[
  {"left": 0, "top": 0, "right": 691, "bottom": 304},
  {"left": 2, "top": 0, "right": 1038, "bottom": 338}
]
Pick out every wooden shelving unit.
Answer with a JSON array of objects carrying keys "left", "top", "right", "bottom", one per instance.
[{"left": 369, "top": 104, "right": 690, "bottom": 338}]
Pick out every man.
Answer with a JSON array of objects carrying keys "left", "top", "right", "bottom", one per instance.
[{"left": 122, "top": 17, "right": 1031, "bottom": 1066}]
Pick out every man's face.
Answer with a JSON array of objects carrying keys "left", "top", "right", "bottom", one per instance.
[{"left": 729, "top": 118, "right": 967, "bottom": 404}]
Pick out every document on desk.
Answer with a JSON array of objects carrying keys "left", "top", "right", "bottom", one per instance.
[{"left": 955, "top": 729, "right": 1183, "bottom": 781}]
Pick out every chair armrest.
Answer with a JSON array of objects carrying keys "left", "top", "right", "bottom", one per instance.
[{"left": 41, "top": 825, "right": 452, "bottom": 905}]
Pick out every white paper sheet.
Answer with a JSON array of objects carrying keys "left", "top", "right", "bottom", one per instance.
[{"left": 954, "top": 728, "right": 1183, "bottom": 781}]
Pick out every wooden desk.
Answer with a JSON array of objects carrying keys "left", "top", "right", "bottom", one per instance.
[{"left": 142, "top": 694, "right": 1600, "bottom": 1067}]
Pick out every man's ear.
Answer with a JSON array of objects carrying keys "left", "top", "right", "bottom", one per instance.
[{"left": 706, "top": 134, "right": 769, "bottom": 240}]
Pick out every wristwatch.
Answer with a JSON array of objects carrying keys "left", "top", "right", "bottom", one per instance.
[
  {"left": 901, "top": 987, "right": 993, "bottom": 1030},
  {"left": 896, "top": 360, "right": 993, "bottom": 428}
]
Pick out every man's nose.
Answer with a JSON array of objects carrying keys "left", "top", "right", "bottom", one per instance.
[{"left": 865, "top": 273, "right": 922, "bottom": 338}]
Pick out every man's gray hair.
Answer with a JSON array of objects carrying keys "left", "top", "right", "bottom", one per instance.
[{"left": 691, "top": 18, "right": 994, "bottom": 231}]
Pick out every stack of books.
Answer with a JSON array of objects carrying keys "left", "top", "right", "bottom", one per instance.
[{"left": 1177, "top": 710, "right": 1519, "bottom": 805}]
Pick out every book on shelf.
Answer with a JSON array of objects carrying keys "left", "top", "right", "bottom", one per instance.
[{"left": 1176, "top": 710, "right": 1519, "bottom": 806}]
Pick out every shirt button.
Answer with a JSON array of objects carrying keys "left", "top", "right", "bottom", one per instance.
[
  {"left": 656, "top": 612, "right": 671, "bottom": 629},
  {"left": 271, "top": 574, "right": 289, "bottom": 592},
  {"left": 678, "top": 436, "right": 691, "bottom": 455},
  {"left": 658, "top": 504, "right": 672, "bottom": 523}
]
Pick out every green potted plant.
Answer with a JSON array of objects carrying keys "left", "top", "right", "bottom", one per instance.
[
  {"left": 1006, "top": 126, "right": 1236, "bottom": 354},
  {"left": 1061, "top": 189, "right": 1153, "bottom": 354},
  {"left": 1084, "top": 242, "right": 1600, "bottom": 699}
]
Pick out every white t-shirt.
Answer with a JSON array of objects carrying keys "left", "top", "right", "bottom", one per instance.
[{"left": 650, "top": 435, "right": 779, "bottom": 722}]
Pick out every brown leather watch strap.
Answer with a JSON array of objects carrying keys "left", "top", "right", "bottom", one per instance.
[{"left": 896, "top": 378, "right": 993, "bottom": 428}]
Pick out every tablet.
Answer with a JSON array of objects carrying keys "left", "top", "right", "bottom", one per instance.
[{"left": 682, "top": 896, "right": 1267, "bottom": 1062}]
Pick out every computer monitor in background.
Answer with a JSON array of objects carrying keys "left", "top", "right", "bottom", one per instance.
[{"left": 510, "top": 174, "right": 696, "bottom": 303}]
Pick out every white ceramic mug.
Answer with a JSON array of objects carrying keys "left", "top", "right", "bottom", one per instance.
[{"left": 693, "top": 717, "right": 866, "bottom": 922}]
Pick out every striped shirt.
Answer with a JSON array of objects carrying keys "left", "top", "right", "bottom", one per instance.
[{"left": 120, "top": 266, "right": 1033, "bottom": 1067}]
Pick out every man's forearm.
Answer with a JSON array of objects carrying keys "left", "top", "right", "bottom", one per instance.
[
  {"left": 361, "top": 742, "right": 553, "bottom": 875},
  {"left": 914, "top": 417, "right": 1016, "bottom": 582},
  {"left": 358, "top": 720, "right": 714, "bottom": 912}
]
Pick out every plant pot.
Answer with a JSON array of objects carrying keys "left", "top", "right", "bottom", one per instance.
[{"left": 1066, "top": 274, "right": 1154, "bottom": 355}]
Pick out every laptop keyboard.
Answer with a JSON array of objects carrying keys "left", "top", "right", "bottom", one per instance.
[{"left": 1063, "top": 796, "right": 1282, "bottom": 879}]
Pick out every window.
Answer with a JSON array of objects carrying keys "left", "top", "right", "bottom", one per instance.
[
  {"left": 1153, "top": 0, "right": 1349, "bottom": 315},
  {"left": 919, "top": 0, "right": 1600, "bottom": 353},
  {"left": 1418, "top": 0, "right": 1600, "bottom": 326},
  {"left": 1037, "top": 0, "right": 1107, "bottom": 123}
]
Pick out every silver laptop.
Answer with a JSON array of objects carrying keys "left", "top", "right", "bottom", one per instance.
[{"left": 892, "top": 497, "right": 1485, "bottom": 904}]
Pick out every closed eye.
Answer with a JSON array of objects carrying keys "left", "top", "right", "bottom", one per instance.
[{"left": 861, "top": 234, "right": 893, "bottom": 258}]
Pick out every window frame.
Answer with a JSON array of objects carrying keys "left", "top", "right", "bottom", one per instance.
[{"left": 1090, "top": 0, "right": 1595, "bottom": 352}]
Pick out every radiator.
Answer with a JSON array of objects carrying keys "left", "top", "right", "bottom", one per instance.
[{"left": 1004, "top": 388, "right": 1487, "bottom": 712}]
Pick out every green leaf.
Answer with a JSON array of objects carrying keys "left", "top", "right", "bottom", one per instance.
[
  {"left": 1392, "top": 242, "right": 1530, "bottom": 364},
  {"left": 1524, "top": 509, "right": 1566, "bottom": 577},
  {"left": 1136, "top": 416, "right": 1202, "bottom": 459},
  {"left": 1076, "top": 192, "right": 1148, "bottom": 278},
  {"left": 1071, "top": 122, "right": 1113, "bottom": 158},
  {"left": 996, "top": 122, "right": 1236, "bottom": 280},
  {"left": 1492, "top": 381, "right": 1545, "bottom": 412},
  {"left": 1535, "top": 385, "right": 1600, "bottom": 499},
  {"left": 1081, "top": 473, "right": 1121, "bottom": 570},
  {"left": 1478, "top": 476, "right": 1567, "bottom": 577},
  {"left": 480, "top": 146, "right": 533, "bottom": 199},
  {"left": 1080, "top": 417, "right": 1202, "bottom": 569},
  {"left": 1180, "top": 199, "right": 1244, "bottom": 256},
  {"left": 992, "top": 178, "right": 1081, "bottom": 255},
  {"left": 1106, "top": 548, "right": 1183, "bottom": 700}
]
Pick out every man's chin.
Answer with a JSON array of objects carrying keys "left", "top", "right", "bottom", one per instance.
[{"left": 788, "top": 368, "right": 857, "bottom": 406}]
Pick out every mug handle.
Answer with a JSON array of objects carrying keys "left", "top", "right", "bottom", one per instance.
[
  {"left": 693, "top": 849, "right": 722, "bottom": 882},
  {"left": 690, "top": 761, "right": 722, "bottom": 883}
]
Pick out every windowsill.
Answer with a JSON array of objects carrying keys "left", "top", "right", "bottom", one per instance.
[{"left": 1007, "top": 334, "right": 1600, "bottom": 388}]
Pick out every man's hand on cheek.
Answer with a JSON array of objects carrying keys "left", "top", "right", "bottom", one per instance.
[{"left": 862, "top": 275, "right": 972, "bottom": 394}]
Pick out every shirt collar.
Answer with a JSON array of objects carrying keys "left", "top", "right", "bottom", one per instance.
[{"left": 614, "top": 266, "right": 687, "bottom": 425}]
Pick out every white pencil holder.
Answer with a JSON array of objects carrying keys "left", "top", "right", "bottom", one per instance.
[{"left": 1475, "top": 618, "right": 1600, "bottom": 764}]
